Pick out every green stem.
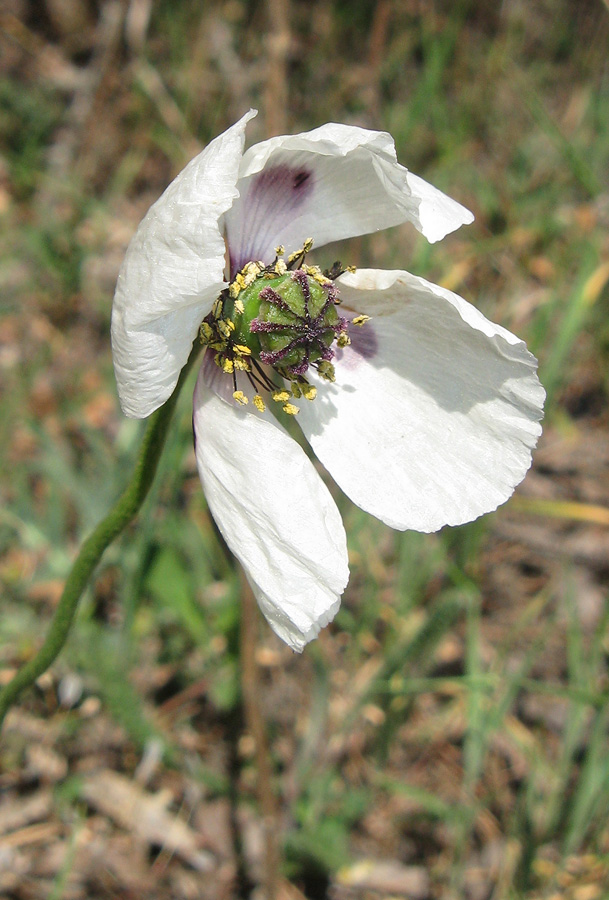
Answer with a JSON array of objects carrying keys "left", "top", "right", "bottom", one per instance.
[{"left": 0, "top": 344, "right": 201, "bottom": 730}]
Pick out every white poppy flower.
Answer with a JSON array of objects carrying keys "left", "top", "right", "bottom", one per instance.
[{"left": 112, "top": 110, "right": 545, "bottom": 652}]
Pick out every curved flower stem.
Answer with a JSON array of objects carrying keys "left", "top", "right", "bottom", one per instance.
[{"left": 0, "top": 344, "right": 201, "bottom": 730}]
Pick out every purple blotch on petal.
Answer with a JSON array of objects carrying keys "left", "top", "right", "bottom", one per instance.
[
  {"left": 336, "top": 318, "right": 378, "bottom": 369},
  {"left": 228, "top": 165, "right": 315, "bottom": 276},
  {"left": 350, "top": 324, "right": 378, "bottom": 359}
]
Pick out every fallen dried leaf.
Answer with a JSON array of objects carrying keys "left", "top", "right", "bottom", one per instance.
[{"left": 80, "top": 770, "right": 214, "bottom": 872}]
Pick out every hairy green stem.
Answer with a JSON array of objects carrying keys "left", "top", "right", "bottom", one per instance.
[{"left": 0, "top": 344, "right": 201, "bottom": 730}]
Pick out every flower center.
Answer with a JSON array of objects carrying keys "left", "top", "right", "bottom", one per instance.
[{"left": 199, "top": 242, "right": 355, "bottom": 415}]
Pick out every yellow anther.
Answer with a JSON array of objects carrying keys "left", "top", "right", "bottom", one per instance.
[
  {"left": 233, "top": 391, "right": 248, "bottom": 405},
  {"left": 287, "top": 237, "right": 314, "bottom": 266},
  {"left": 199, "top": 322, "right": 213, "bottom": 343},
  {"left": 302, "top": 384, "right": 317, "bottom": 401},
  {"left": 274, "top": 258, "right": 287, "bottom": 275},
  {"left": 337, "top": 332, "right": 351, "bottom": 348},
  {"left": 253, "top": 394, "right": 266, "bottom": 413},
  {"left": 221, "top": 357, "right": 234, "bottom": 374},
  {"left": 318, "top": 361, "right": 336, "bottom": 382},
  {"left": 272, "top": 389, "right": 291, "bottom": 403},
  {"left": 212, "top": 298, "right": 223, "bottom": 317},
  {"left": 230, "top": 262, "right": 264, "bottom": 298},
  {"left": 352, "top": 314, "right": 370, "bottom": 326},
  {"left": 291, "top": 383, "right": 302, "bottom": 398},
  {"left": 217, "top": 319, "right": 235, "bottom": 338},
  {"left": 346, "top": 265, "right": 356, "bottom": 273},
  {"left": 233, "top": 357, "right": 251, "bottom": 372},
  {"left": 233, "top": 343, "right": 251, "bottom": 356},
  {"left": 275, "top": 245, "right": 285, "bottom": 256},
  {"left": 282, "top": 402, "right": 300, "bottom": 415},
  {"left": 304, "top": 264, "right": 330, "bottom": 285}
]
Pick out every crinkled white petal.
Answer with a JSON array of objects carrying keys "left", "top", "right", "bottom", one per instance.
[
  {"left": 112, "top": 110, "right": 256, "bottom": 418},
  {"left": 297, "top": 268, "right": 545, "bottom": 533},
  {"left": 193, "top": 367, "right": 348, "bottom": 651},
  {"left": 225, "top": 122, "right": 472, "bottom": 273}
]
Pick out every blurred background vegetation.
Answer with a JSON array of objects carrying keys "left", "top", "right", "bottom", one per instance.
[{"left": 1, "top": 1, "right": 609, "bottom": 898}]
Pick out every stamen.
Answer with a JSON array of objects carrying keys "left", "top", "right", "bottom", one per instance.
[
  {"left": 352, "top": 314, "right": 370, "bottom": 326},
  {"left": 200, "top": 322, "right": 214, "bottom": 342},
  {"left": 233, "top": 390, "right": 248, "bottom": 405},
  {"left": 317, "top": 360, "right": 336, "bottom": 382},
  {"left": 217, "top": 319, "right": 235, "bottom": 338},
  {"left": 287, "top": 237, "right": 314, "bottom": 269},
  {"left": 337, "top": 332, "right": 351, "bottom": 348}
]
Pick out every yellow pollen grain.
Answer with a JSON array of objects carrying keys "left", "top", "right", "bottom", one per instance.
[
  {"left": 233, "top": 358, "right": 251, "bottom": 371},
  {"left": 352, "top": 314, "right": 370, "bottom": 326},
  {"left": 229, "top": 282, "right": 241, "bottom": 299},
  {"left": 253, "top": 394, "right": 266, "bottom": 412},
  {"left": 272, "top": 390, "right": 291, "bottom": 403},
  {"left": 221, "top": 358, "right": 234, "bottom": 374},
  {"left": 233, "top": 391, "right": 248, "bottom": 405},
  {"left": 274, "top": 259, "right": 287, "bottom": 275},
  {"left": 283, "top": 402, "right": 300, "bottom": 415},
  {"left": 234, "top": 299, "right": 245, "bottom": 314}
]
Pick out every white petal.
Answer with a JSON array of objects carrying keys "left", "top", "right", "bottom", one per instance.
[
  {"left": 193, "top": 369, "right": 349, "bottom": 652},
  {"left": 225, "top": 123, "right": 472, "bottom": 273},
  {"left": 112, "top": 110, "right": 256, "bottom": 418},
  {"left": 298, "top": 269, "right": 545, "bottom": 532}
]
